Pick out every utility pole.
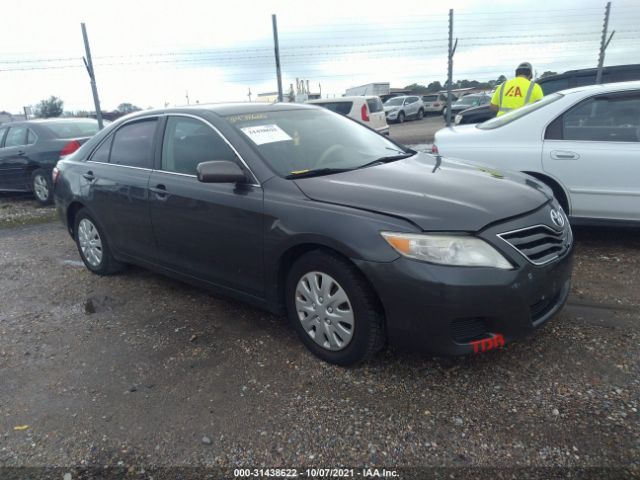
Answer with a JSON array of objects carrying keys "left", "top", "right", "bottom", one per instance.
[
  {"left": 81, "top": 23, "right": 104, "bottom": 130},
  {"left": 247, "top": 88, "right": 252, "bottom": 102},
  {"left": 445, "top": 9, "right": 458, "bottom": 127},
  {"left": 596, "top": 2, "right": 615, "bottom": 84},
  {"left": 272, "top": 14, "right": 283, "bottom": 102},
  {"left": 185, "top": 91, "right": 190, "bottom": 105}
]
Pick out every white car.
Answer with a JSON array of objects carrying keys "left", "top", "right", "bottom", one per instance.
[
  {"left": 421, "top": 93, "right": 448, "bottom": 114},
  {"left": 306, "top": 96, "right": 389, "bottom": 135},
  {"left": 433, "top": 81, "right": 640, "bottom": 226},
  {"left": 383, "top": 95, "right": 425, "bottom": 123}
]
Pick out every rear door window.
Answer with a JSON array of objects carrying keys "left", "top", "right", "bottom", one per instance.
[
  {"left": 314, "top": 102, "right": 353, "bottom": 115},
  {"left": 4, "top": 127, "right": 27, "bottom": 147},
  {"left": 26, "top": 129, "right": 37, "bottom": 145},
  {"left": 0, "top": 127, "right": 8, "bottom": 147},
  {"left": 161, "top": 116, "right": 237, "bottom": 175},
  {"left": 109, "top": 119, "right": 157, "bottom": 168},
  {"left": 366, "top": 98, "right": 383, "bottom": 113},
  {"left": 90, "top": 136, "right": 113, "bottom": 163}
]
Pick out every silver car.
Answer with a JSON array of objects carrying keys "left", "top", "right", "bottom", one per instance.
[{"left": 383, "top": 96, "right": 424, "bottom": 123}]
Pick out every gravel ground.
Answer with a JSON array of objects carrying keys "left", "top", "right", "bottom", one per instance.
[
  {"left": 0, "top": 198, "right": 638, "bottom": 479},
  {"left": 0, "top": 194, "right": 57, "bottom": 229}
]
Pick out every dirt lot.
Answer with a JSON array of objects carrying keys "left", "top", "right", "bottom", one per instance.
[
  {"left": 0, "top": 196, "right": 638, "bottom": 479},
  {"left": 388, "top": 115, "right": 445, "bottom": 146}
]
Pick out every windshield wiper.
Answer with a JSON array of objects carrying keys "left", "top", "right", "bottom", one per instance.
[
  {"left": 356, "top": 151, "right": 415, "bottom": 170},
  {"left": 286, "top": 168, "right": 352, "bottom": 179}
]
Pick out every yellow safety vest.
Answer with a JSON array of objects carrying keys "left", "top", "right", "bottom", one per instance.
[{"left": 491, "top": 77, "right": 544, "bottom": 116}]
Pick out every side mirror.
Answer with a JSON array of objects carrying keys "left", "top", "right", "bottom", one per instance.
[{"left": 197, "top": 160, "right": 246, "bottom": 183}]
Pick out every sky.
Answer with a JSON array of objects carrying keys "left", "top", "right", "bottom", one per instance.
[{"left": 1, "top": 0, "right": 638, "bottom": 113}]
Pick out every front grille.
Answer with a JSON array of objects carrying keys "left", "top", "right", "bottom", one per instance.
[
  {"left": 451, "top": 317, "right": 489, "bottom": 343},
  {"left": 498, "top": 225, "right": 572, "bottom": 265}
]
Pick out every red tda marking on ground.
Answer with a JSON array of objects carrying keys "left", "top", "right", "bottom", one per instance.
[{"left": 471, "top": 334, "right": 505, "bottom": 354}]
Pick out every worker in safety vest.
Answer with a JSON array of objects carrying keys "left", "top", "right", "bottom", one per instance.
[{"left": 490, "top": 62, "right": 543, "bottom": 116}]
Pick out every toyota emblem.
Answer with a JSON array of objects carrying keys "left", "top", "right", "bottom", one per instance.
[{"left": 550, "top": 209, "right": 565, "bottom": 228}]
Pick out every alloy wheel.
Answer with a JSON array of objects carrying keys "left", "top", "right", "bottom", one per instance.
[
  {"left": 295, "top": 271, "right": 354, "bottom": 351},
  {"left": 78, "top": 218, "right": 103, "bottom": 267},
  {"left": 33, "top": 174, "right": 49, "bottom": 202}
]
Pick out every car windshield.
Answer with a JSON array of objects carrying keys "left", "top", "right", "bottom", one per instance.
[
  {"left": 42, "top": 120, "right": 100, "bottom": 138},
  {"left": 384, "top": 97, "right": 404, "bottom": 106},
  {"left": 225, "top": 109, "right": 410, "bottom": 177},
  {"left": 456, "top": 96, "right": 483, "bottom": 105},
  {"left": 477, "top": 93, "right": 564, "bottom": 129}
]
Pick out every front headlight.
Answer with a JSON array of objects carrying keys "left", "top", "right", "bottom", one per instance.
[
  {"left": 381, "top": 232, "right": 512, "bottom": 269},
  {"left": 454, "top": 114, "right": 462, "bottom": 125}
]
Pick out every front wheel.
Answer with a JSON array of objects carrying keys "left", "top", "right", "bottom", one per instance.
[
  {"left": 31, "top": 169, "right": 53, "bottom": 205},
  {"left": 397, "top": 111, "right": 405, "bottom": 124},
  {"left": 285, "top": 251, "right": 385, "bottom": 366},
  {"left": 74, "top": 209, "right": 124, "bottom": 275}
]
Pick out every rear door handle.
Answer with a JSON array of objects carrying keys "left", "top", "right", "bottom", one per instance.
[
  {"left": 82, "top": 171, "right": 95, "bottom": 181},
  {"left": 550, "top": 150, "right": 580, "bottom": 160},
  {"left": 150, "top": 184, "right": 167, "bottom": 199}
]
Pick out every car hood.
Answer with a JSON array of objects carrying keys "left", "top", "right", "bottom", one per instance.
[
  {"left": 383, "top": 105, "right": 401, "bottom": 111},
  {"left": 293, "top": 153, "right": 551, "bottom": 231}
]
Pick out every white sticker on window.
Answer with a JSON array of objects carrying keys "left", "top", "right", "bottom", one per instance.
[{"left": 240, "top": 124, "right": 292, "bottom": 145}]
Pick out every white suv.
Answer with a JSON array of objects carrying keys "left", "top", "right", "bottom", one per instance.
[
  {"left": 383, "top": 95, "right": 425, "bottom": 123},
  {"left": 306, "top": 96, "right": 389, "bottom": 135}
]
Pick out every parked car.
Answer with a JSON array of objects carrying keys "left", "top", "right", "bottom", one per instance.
[
  {"left": 434, "top": 81, "right": 640, "bottom": 226},
  {"left": 421, "top": 93, "right": 448, "bottom": 114},
  {"left": 445, "top": 93, "right": 491, "bottom": 119},
  {"left": 54, "top": 103, "right": 573, "bottom": 365},
  {"left": 306, "top": 96, "right": 389, "bottom": 135},
  {"left": 454, "top": 103, "right": 495, "bottom": 125},
  {"left": 0, "top": 118, "right": 100, "bottom": 204},
  {"left": 383, "top": 95, "right": 424, "bottom": 123},
  {"left": 455, "top": 64, "right": 640, "bottom": 125}
]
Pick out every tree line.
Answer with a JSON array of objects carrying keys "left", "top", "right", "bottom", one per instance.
[
  {"left": 31, "top": 96, "right": 142, "bottom": 119},
  {"left": 403, "top": 71, "right": 558, "bottom": 94}
]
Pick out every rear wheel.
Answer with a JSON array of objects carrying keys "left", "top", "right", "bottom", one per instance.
[
  {"left": 285, "top": 251, "right": 385, "bottom": 366},
  {"left": 417, "top": 109, "right": 424, "bottom": 120},
  {"left": 74, "top": 208, "right": 124, "bottom": 275},
  {"left": 31, "top": 169, "right": 52, "bottom": 205}
]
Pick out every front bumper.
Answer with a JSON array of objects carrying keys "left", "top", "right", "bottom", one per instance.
[
  {"left": 385, "top": 111, "right": 399, "bottom": 121},
  {"left": 355, "top": 205, "right": 574, "bottom": 355}
]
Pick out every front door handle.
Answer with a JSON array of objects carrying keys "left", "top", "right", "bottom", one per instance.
[
  {"left": 550, "top": 150, "right": 580, "bottom": 160},
  {"left": 150, "top": 184, "right": 167, "bottom": 199},
  {"left": 82, "top": 171, "right": 95, "bottom": 181},
  {"left": 17, "top": 150, "right": 26, "bottom": 156}
]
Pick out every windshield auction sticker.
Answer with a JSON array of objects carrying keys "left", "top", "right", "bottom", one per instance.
[{"left": 240, "top": 124, "right": 292, "bottom": 145}]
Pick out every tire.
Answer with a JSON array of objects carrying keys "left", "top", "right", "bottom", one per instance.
[
  {"left": 417, "top": 109, "right": 424, "bottom": 120},
  {"left": 31, "top": 169, "right": 53, "bottom": 205},
  {"left": 285, "top": 250, "right": 385, "bottom": 366},
  {"left": 74, "top": 208, "right": 124, "bottom": 275},
  {"left": 397, "top": 111, "right": 405, "bottom": 124}
]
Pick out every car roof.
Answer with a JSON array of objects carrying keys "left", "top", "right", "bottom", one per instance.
[
  {"left": 539, "top": 63, "right": 640, "bottom": 83},
  {"left": 122, "top": 102, "right": 314, "bottom": 120},
  {"left": 0, "top": 118, "right": 98, "bottom": 127},
  {"left": 307, "top": 96, "right": 378, "bottom": 103},
  {"left": 555, "top": 80, "right": 640, "bottom": 96}
]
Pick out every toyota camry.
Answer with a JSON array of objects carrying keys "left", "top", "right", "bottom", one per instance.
[{"left": 54, "top": 103, "right": 573, "bottom": 365}]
